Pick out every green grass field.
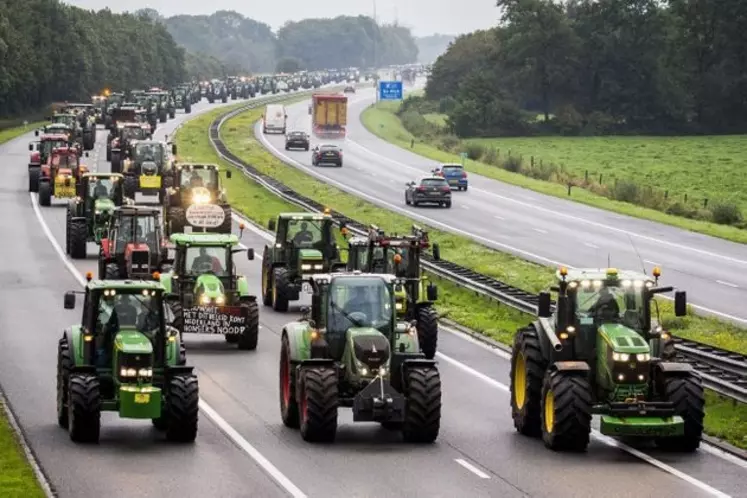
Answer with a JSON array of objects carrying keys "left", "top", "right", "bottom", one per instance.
[
  {"left": 0, "top": 121, "right": 46, "bottom": 146},
  {"left": 361, "top": 102, "right": 747, "bottom": 244}
]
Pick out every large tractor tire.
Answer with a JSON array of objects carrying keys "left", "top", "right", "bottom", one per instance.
[
  {"left": 218, "top": 206, "right": 232, "bottom": 233},
  {"left": 279, "top": 334, "right": 300, "bottom": 428},
  {"left": 84, "top": 133, "right": 95, "bottom": 150},
  {"left": 169, "top": 207, "right": 186, "bottom": 234},
  {"left": 67, "top": 373, "right": 101, "bottom": 443},
  {"left": 656, "top": 374, "right": 705, "bottom": 452},
  {"left": 161, "top": 373, "right": 199, "bottom": 443},
  {"left": 123, "top": 175, "right": 138, "bottom": 199},
  {"left": 417, "top": 306, "right": 439, "bottom": 360},
  {"left": 159, "top": 111, "right": 167, "bottom": 124},
  {"left": 56, "top": 337, "right": 72, "bottom": 429},
  {"left": 237, "top": 300, "right": 259, "bottom": 350},
  {"left": 299, "top": 366, "right": 338, "bottom": 442},
  {"left": 110, "top": 153, "right": 121, "bottom": 173},
  {"left": 169, "top": 300, "right": 184, "bottom": 333},
  {"left": 540, "top": 370, "right": 592, "bottom": 451},
  {"left": 28, "top": 167, "right": 40, "bottom": 193},
  {"left": 38, "top": 181, "right": 52, "bottom": 206},
  {"left": 261, "top": 252, "right": 273, "bottom": 306},
  {"left": 68, "top": 219, "right": 88, "bottom": 260},
  {"left": 106, "top": 146, "right": 111, "bottom": 162},
  {"left": 510, "top": 324, "right": 547, "bottom": 437},
  {"left": 185, "top": 102, "right": 192, "bottom": 114},
  {"left": 272, "top": 267, "right": 290, "bottom": 312},
  {"left": 402, "top": 365, "right": 442, "bottom": 443}
]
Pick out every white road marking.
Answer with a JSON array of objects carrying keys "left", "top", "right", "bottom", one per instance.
[
  {"left": 455, "top": 458, "right": 490, "bottom": 479},
  {"left": 493, "top": 215, "right": 505, "bottom": 220},
  {"left": 30, "top": 192, "right": 307, "bottom": 498},
  {"left": 461, "top": 205, "right": 470, "bottom": 210},
  {"left": 532, "top": 228, "right": 548, "bottom": 234},
  {"left": 584, "top": 242, "right": 599, "bottom": 249},
  {"left": 716, "top": 280, "right": 739, "bottom": 288},
  {"left": 644, "top": 260, "right": 661, "bottom": 266}
]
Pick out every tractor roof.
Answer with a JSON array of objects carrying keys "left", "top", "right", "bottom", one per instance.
[
  {"left": 86, "top": 279, "right": 164, "bottom": 291},
  {"left": 277, "top": 212, "right": 331, "bottom": 221},
  {"left": 40, "top": 133, "right": 69, "bottom": 140},
  {"left": 559, "top": 268, "right": 655, "bottom": 285},
  {"left": 83, "top": 172, "right": 124, "bottom": 179},
  {"left": 176, "top": 163, "right": 220, "bottom": 171},
  {"left": 310, "top": 271, "right": 399, "bottom": 284},
  {"left": 169, "top": 233, "right": 240, "bottom": 246},
  {"left": 113, "top": 204, "right": 160, "bottom": 215}
]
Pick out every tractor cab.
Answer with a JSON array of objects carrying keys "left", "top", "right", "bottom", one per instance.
[
  {"left": 122, "top": 140, "right": 175, "bottom": 199},
  {"left": 164, "top": 163, "right": 232, "bottom": 234},
  {"left": 99, "top": 205, "right": 166, "bottom": 279},
  {"left": 38, "top": 146, "right": 88, "bottom": 206},
  {"left": 50, "top": 113, "right": 79, "bottom": 130}
]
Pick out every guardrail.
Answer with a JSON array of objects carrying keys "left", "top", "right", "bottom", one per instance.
[{"left": 204, "top": 96, "right": 747, "bottom": 404}]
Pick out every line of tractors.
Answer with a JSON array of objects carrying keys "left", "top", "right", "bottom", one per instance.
[{"left": 39, "top": 81, "right": 705, "bottom": 456}]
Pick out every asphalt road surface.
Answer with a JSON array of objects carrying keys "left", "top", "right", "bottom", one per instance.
[
  {"left": 257, "top": 83, "right": 747, "bottom": 327},
  {"left": 2, "top": 90, "right": 746, "bottom": 497}
]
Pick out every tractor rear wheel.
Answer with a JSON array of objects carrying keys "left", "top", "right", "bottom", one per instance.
[
  {"left": 111, "top": 153, "right": 120, "bottom": 173},
  {"left": 68, "top": 220, "right": 88, "bottom": 260},
  {"left": 162, "top": 373, "right": 199, "bottom": 443},
  {"left": 106, "top": 147, "right": 111, "bottom": 161},
  {"left": 656, "top": 374, "right": 705, "bottom": 452},
  {"left": 510, "top": 324, "right": 546, "bottom": 437},
  {"left": 219, "top": 206, "right": 232, "bottom": 233},
  {"left": 261, "top": 252, "right": 273, "bottom": 306},
  {"left": 272, "top": 267, "right": 290, "bottom": 312},
  {"left": 417, "top": 306, "right": 438, "bottom": 359},
  {"left": 540, "top": 370, "right": 592, "bottom": 451},
  {"left": 279, "top": 334, "right": 300, "bottom": 428},
  {"left": 299, "top": 366, "right": 338, "bottom": 442},
  {"left": 402, "top": 366, "right": 441, "bottom": 443},
  {"left": 237, "top": 300, "right": 259, "bottom": 350},
  {"left": 57, "top": 337, "right": 72, "bottom": 429},
  {"left": 29, "top": 167, "right": 40, "bottom": 193},
  {"left": 169, "top": 207, "right": 186, "bottom": 234},
  {"left": 123, "top": 176, "right": 138, "bottom": 199},
  {"left": 169, "top": 300, "right": 184, "bottom": 332},
  {"left": 38, "top": 181, "right": 52, "bottom": 206},
  {"left": 68, "top": 373, "right": 101, "bottom": 443}
]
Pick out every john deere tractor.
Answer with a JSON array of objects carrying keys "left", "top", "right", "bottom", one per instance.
[
  {"left": 279, "top": 272, "right": 441, "bottom": 443},
  {"left": 510, "top": 267, "right": 704, "bottom": 452},
  {"left": 161, "top": 232, "right": 259, "bottom": 350},
  {"left": 108, "top": 122, "right": 150, "bottom": 173},
  {"left": 172, "top": 87, "right": 192, "bottom": 114},
  {"left": 164, "top": 163, "right": 232, "bottom": 234},
  {"left": 66, "top": 173, "right": 125, "bottom": 259},
  {"left": 121, "top": 140, "right": 176, "bottom": 201},
  {"left": 261, "top": 212, "right": 346, "bottom": 312},
  {"left": 345, "top": 224, "right": 440, "bottom": 359},
  {"left": 58, "top": 276, "right": 196, "bottom": 443},
  {"left": 98, "top": 205, "right": 169, "bottom": 280}
]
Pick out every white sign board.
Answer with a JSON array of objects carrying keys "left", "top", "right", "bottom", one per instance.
[{"left": 186, "top": 204, "right": 225, "bottom": 228}]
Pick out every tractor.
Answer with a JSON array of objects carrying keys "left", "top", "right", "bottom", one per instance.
[
  {"left": 103, "top": 92, "right": 126, "bottom": 129},
  {"left": 98, "top": 205, "right": 169, "bottom": 280},
  {"left": 345, "top": 224, "right": 441, "bottom": 359},
  {"left": 172, "top": 87, "right": 192, "bottom": 114},
  {"left": 261, "top": 211, "right": 346, "bottom": 312},
  {"left": 207, "top": 82, "right": 227, "bottom": 103},
  {"left": 509, "top": 266, "right": 704, "bottom": 452},
  {"left": 146, "top": 90, "right": 174, "bottom": 121},
  {"left": 28, "top": 133, "right": 68, "bottom": 192},
  {"left": 108, "top": 122, "right": 150, "bottom": 173},
  {"left": 58, "top": 276, "right": 196, "bottom": 443},
  {"left": 163, "top": 163, "right": 232, "bottom": 234},
  {"left": 66, "top": 173, "right": 125, "bottom": 259},
  {"left": 121, "top": 140, "right": 176, "bottom": 201},
  {"left": 279, "top": 272, "right": 442, "bottom": 443},
  {"left": 38, "top": 147, "right": 89, "bottom": 207},
  {"left": 36, "top": 122, "right": 76, "bottom": 152},
  {"left": 160, "top": 232, "right": 259, "bottom": 350},
  {"left": 61, "top": 103, "right": 96, "bottom": 150},
  {"left": 47, "top": 113, "right": 86, "bottom": 149}
]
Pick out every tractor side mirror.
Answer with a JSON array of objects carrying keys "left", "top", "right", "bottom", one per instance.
[
  {"left": 432, "top": 242, "right": 441, "bottom": 261},
  {"left": 246, "top": 248, "right": 254, "bottom": 260},
  {"left": 537, "top": 291, "right": 551, "bottom": 318},
  {"left": 674, "top": 290, "right": 687, "bottom": 316},
  {"left": 172, "top": 144, "right": 177, "bottom": 155},
  {"left": 85, "top": 152, "right": 89, "bottom": 157},
  {"left": 28, "top": 143, "right": 33, "bottom": 151},
  {"left": 300, "top": 306, "right": 310, "bottom": 317},
  {"left": 268, "top": 219, "right": 276, "bottom": 231},
  {"left": 426, "top": 283, "right": 438, "bottom": 301},
  {"left": 226, "top": 170, "right": 232, "bottom": 179},
  {"left": 64, "top": 292, "right": 76, "bottom": 309},
  {"left": 34, "top": 130, "right": 39, "bottom": 136}
]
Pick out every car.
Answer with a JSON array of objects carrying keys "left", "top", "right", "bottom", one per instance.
[
  {"left": 343, "top": 86, "right": 356, "bottom": 93},
  {"left": 432, "top": 163, "right": 468, "bottom": 191},
  {"left": 405, "top": 176, "right": 452, "bottom": 207},
  {"left": 285, "top": 131, "right": 310, "bottom": 151},
  {"left": 311, "top": 144, "right": 343, "bottom": 166}
]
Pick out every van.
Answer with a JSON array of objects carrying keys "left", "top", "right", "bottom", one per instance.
[{"left": 263, "top": 104, "right": 287, "bottom": 134}]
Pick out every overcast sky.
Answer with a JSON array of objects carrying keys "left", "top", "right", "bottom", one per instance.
[{"left": 63, "top": 0, "right": 499, "bottom": 36}]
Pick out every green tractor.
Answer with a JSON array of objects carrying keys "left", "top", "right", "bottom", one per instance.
[
  {"left": 58, "top": 276, "right": 196, "bottom": 443},
  {"left": 510, "top": 266, "right": 704, "bottom": 452},
  {"left": 164, "top": 163, "right": 232, "bottom": 235},
  {"left": 121, "top": 140, "right": 176, "bottom": 201},
  {"left": 172, "top": 87, "right": 192, "bottom": 114},
  {"left": 279, "top": 272, "right": 441, "bottom": 443},
  {"left": 345, "top": 224, "right": 440, "bottom": 359},
  {"left": 261, "top": 212, "right": 346, "bottom": 312},
  {"left": 66, "top": 173, "right": 126, "bottom": 259},
  {"left": 161, "top": 232, "right": 260, "bottom": 350}
]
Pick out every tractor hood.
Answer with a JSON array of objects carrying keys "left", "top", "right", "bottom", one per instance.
[
  {"left": 298, "top": 248, "right": 323, "bottom": 273},
  {"left": 114, "top": 329, "right": 153, "bottom": 354},
  {"left": 94, "top": 198, "right": 115, "bottom": 213},
  {"left": 194, "top": 273, "right": 225, "bottom": 299},
  {"left": 347, "top": 327, "right": 391, "bottom": 372},
  {"left": 598, "top": 323, "right": 649, "bottom": 354}
]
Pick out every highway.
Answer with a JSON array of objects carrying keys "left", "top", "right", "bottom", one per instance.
[
  {"left": 2, "top": 92, "right": 746, "bottom": 498},
  {"left": 256, "top": 83, "right": 747, "bottom": 326}
]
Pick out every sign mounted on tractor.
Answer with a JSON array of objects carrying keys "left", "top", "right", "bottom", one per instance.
[
  {"left": 186, "top": 203, "right": 226, "bottom": 228},
  {"left": 182, "top": 306, "right": 248, "bottom": 335}
]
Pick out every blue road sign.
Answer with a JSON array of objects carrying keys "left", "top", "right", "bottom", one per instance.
[{"left": 379, "top": 81, "right": 403, "bottom": 100}]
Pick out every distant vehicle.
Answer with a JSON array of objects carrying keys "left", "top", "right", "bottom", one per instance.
[
  {"left": 311, "top": 144, "right": 342, "bottom": 167},
  {"left": 262, "top": 104, "right": 287, "bottom": 134},
  {"left": 405, "top": 177, "right": 452, "bottom": 208},
  {"left": 285, "top": 131, "right": 310, "bottom": 151},
  {"left": 343, "top": 86, "right": 356, "bottom": 93},
  {"left": 432, "top": 163, "right": 468, "bottom": 191},
  {"left": 311, "top": 93, "right": 347, "bottom": 138}
]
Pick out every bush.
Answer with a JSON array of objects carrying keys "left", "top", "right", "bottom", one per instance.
[
  {"left": 464, "top": 142, "right": 486, "bottom": 160},
  {"left": 554, "top": 104, "right": 584, "bottom": 135},
  {"left": 399, "top": 109, "right": 430, "bottom": 137},
  {"left": 711, "top": 202, "right": 742, "bottom": 225},
  {"left": 438, "top": 135, "right": 461, "bottom": 152},
  {"left": 483, "top": 147, "right": 499, "bottom": 165},
  {"left": 611, "top": 180, "right": 640, "bottom": 203},
  {"left": 501, "top": 156, "right": 522, "bottom": 173},
  {"left": 439, "top": 96, "right": 457, "bottom": 114}
]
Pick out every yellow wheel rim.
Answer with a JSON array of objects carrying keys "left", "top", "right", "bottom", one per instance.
[
  {"left": 514, "top": 353, "right": 527, "bottom": 409},
  {"left": 544, "top": 390, "right": 555, "bottom": 433}
]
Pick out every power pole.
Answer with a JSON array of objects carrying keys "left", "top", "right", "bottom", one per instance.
[{"left": 373, "top": 0, "right": 378, "bottom": 103}]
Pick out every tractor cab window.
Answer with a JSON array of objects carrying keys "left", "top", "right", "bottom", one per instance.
[
  {"left": 285, "top": 219, "right": 327, "bottom": 247},
  {"left": 185, "top": 246, "right": 228, "bottom": 277},
  {"left": 88, "top": 178, "right": 117, "bottom": 201},
  {"left": 133, "top": 143, "right": 164, "bottom": 163},
  {"left": 114, "top": 215, "right": 158, "bottom": 254},
  {"left": 121, "top": 127, "right": 146, "bottom": 141},
  {"left": 52, "top": 154, "right": 78, "bottom": 167},
  {"left": 386, "top": 246, "right": 409, "bottom": 276},
  {"left": 574, "top": 285, "right": 643, "bottom": 328},
  {"left": 41, "top": 140, "right": 66, "bottom": 156},
  {"left": 53, "top": 115, "right": 75, "bottom": 127},
  {"left": 327, "top": 278, "right": 393, "bottom": 338},
  {"left": 94, "top": 290, "right": 162, "bottom": 364},
  {"left": 181, "top": 169, "right": 217, "bottom": 189}
]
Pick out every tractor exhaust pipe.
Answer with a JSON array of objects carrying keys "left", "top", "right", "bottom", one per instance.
[{"left": 553, "top": 342, "right": 563, "bottom": 352}]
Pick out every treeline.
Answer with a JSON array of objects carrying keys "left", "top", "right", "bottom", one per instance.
[
  {"left": 425, "top": 0, "right": 747, "bottom": 137},
  {"left": 0, "top": 0, "right": 185, "bottom": 117}
]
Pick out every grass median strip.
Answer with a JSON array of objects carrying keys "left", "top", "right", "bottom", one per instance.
[
  {"left": 0, "top": 121, "right": 46, "bottom": 146},
  {"left": 0, "top": 399, "right": 45, "bottom": 497},
  {"left": 175, "top": 98, "right": 747, "bottom": 450}
]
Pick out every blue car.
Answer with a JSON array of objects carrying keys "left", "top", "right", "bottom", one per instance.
[{"left": 432, "top": 163, "right": 468, "bottom": 191}]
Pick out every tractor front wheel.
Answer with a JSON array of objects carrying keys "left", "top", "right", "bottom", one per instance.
[
  {"left": 169, "top": 207, "right": 186, "bottom": 234},
  {"left": 68, "top": 373, "right": 101, "bottom": 443},
  {"left": 261, "top": 252, "right": 273, "bottom": 306},
  {"left": 123, "top": 176, "right": 138, "bottom": 199},
  {"left": 402, "top": 366, "right": 441, "bottom": 443},
  {"left": 279, "top": 335, "right": 300, "bottom": 428},
  {"left": 299, "top": 366, "right": 338, "bottom": 442},
  {"left": 540, "top": 370, "right": 592, "bottom": 452},
  {"left": 28, "top": 167, "right": 40, "bottom": 193},
  {"left": 38, "top": 181, "right": 52, "bottom": 206},
  {"left": 272, "top": 267, "right": 290, "bottom": 312},
  {"left": 56, "top": 337, "right": 72, "bottom": 429},
  {"left": 237, "top": 300, "right": 259, "bottom": 350},
  {"left": 656, "top": 374, "right": 705, "bottom": 452},
  {"left": 417, "top": 306, "right": 438, "bottom": 359},
  {"left": 162, "top": 373, "right": 199, "bottom": 443},
  {"left": 219, "top": 206, "right": 232, "bottom": 233},
  {"left": 68, "top": 220, "right": 88, "bottom": 259},
  {"left": 169, "top": 300, "right": 184, "bottom": 332},
  {"left": 510, "top": 324, "right": 546, "bottom": 437}
]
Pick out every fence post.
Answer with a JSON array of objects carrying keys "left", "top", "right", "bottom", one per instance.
[
  {"left": 684, "top": 193, "right": 688, "bottom": 203},
  {"left": 703, "top": 198, "right": 708, "bottom": 208},
  {"left": 585, "top": 170, "right": 588, "bottom": 182},
  {"left": 531, "top": 156, "right": 535, "bottom": 167},
  {"left": 599, "top": 174, "right": 603, "bottom": 184},
  {"left": 664, "top": 190, "right": 668, "bottom": 199},
  {"left": 568, "top": 183, "right": 572, "bottom": 196}
]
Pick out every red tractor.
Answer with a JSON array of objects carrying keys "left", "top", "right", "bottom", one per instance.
[
  {"left": 28, "top": 133, "right": 69, "bottom": 193},
  {"left": 38, "top": 147, "right": 89, "bottom": 206}
]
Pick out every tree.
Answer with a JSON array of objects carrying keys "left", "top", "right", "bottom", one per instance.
[{"left": 276, "top": 57, "right": 302, "bottom": 73}]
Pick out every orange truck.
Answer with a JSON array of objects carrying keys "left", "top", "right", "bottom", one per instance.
[{"left": 311, "top": 93, "right": 347, "bottom": 138}]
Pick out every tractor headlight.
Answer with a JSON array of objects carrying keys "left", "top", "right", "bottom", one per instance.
[
  {"left": 138, "top": 368, "right": 153, "bottom": 378},
  {"left": 636, "top": 353, "right": 651, "bottom": 362},
  {"left": 120, "top": 368, "right": 138, "bottom": 377},
  {"left": 199, "top": 294, "right": 210, "bottom": 305},
  {"left": 215, "top": 294, "right": 225, "bottom": 305},
  {"left": 612, "top": 352, "right": 630, "bottom": 362},
  {"left": 301, "top": 264, "right": 311, "bottom": 271},
  {"left": 192, "top": 192, "right": 210, "bottom": 204},
  {"left": 395, "top": 302, "right": 403, "bottom": 311},
  {"left": 377, "top": 366, "right": 387, "bottom": 376}
]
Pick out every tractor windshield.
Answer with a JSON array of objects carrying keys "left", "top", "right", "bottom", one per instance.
[
  {"left": 285, "top": 219, "right": 330, "bottom": 246},
  {"left": 41, "top": 140, "right": 67, "bottom": 157},
  {"left": 53, "top": 115, "right": 76, "bottom": 127},
  {"left": 96, "top": 290, "right": 161, "bottom": 336},
  {"left": 327, "top": 277, "right": 393, "bottom": 336},
  {"left": 52, "top": 154, "right": 79, "bottom": 168},
  {"left": 181, "top": 169, "right": 218, "bottom": 189},
  {"left": 574, "top": 285, "right": 645, "bottom": 329},
  {"left": 121, "top": 127, "right": 146, "bottom": 141},
  {"left": 114, "top": 215, "right": 159, "bottom": 254},
  {"left": 185, "top": 246, "right": 228, "bottom": 276},
  {"left": 88, "top": 178, "right": 118, "bottom": 201},
  {"left": 133, "top": 143, "right": 164, "bottom": 163}
]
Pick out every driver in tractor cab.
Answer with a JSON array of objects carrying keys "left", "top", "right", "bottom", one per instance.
[
  {"left": 344, "top": 286, "right": 374, "bottom": 320},
  {"left": 189, "top": 171, "right": 204, "bottom": 187},
  {"left": 292, "top": 221, "right": 313, "bottom": 245},
  {"left": 95, "top": 298, "right": 139, "bottom": 367},
  {"left": 191, "top": 247, "right": 224, "bottom": 273},
  {"left": 93, "top": 181, "right": 109, "bottom": 199},
  {"left": 589, "top": 286, "right": 620, "bottom": 323}
]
